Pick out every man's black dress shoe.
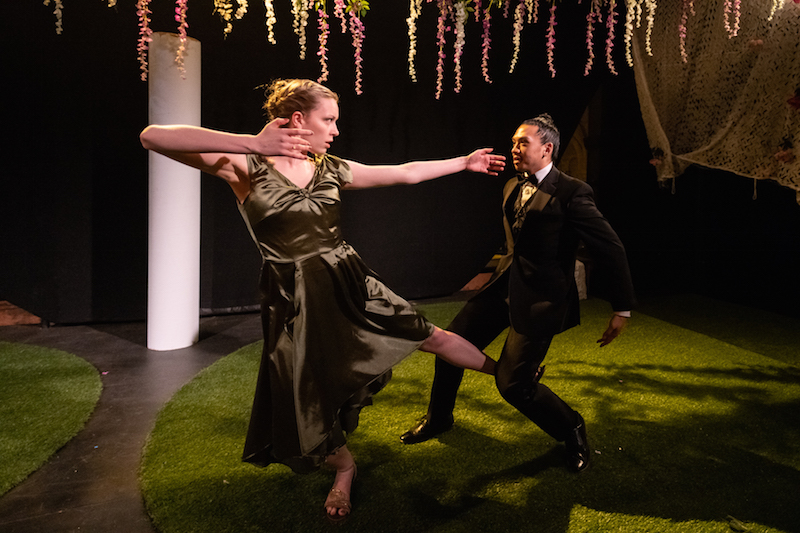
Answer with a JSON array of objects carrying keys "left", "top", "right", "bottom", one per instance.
[
  {"left": 564, "top": 414, "right": 591, "bottom": 472},
  {"left": 400, "top": 415, "right": 454, "bottom": 444}
]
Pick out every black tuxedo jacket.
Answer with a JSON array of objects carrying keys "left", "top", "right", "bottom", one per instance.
[{"left": 485, "top": 166, "right": 636, "bottom": 337}]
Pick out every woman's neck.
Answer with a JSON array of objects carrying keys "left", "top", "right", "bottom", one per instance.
[{"left": 270, "top": 154, "right": 316, "bottom": 188}]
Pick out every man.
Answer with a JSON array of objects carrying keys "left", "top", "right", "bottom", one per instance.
[{"left": 401, "top": 114, "right": 635, "bottom": 472}]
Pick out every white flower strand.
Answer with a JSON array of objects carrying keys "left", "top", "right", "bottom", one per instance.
[
  {"left": 292, "top": 0, "right": 309, "bottom": 60},
  {"left": 624, "top": 0, "right": 638, "bottom": 67},
  {"left": 525, "top": 0, "right": 534, "bottom": 24},
  {"left": 235, "top": 0, "right": 248, "bottom": 20},
  {"left": 264, "top": 0, "right": 277, "bottom": 44},
  {"left": 767, "top": 0, "right": 780, "bottom": 22},
  {"left": 453, "top": 1, "right": 467, "bottom": 93},
  {"left": 509, "top": 0, "right": 525, "bottom": 73},
  {"left": 213, "top": 0, "right": 234, "bottom": 35},
  {"left": 407, "top": 0, "right": 423, "bottom": 82}
]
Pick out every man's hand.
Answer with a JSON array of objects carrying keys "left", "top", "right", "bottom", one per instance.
[
  {"left": 465, "top": 148, "right": 506, "bottom": 176},
  {"left": 597, "top": 314, "right": 628, "bottom": 347},
  {"left": 254, "top": 118, "right": 313, "bottom": 159}
]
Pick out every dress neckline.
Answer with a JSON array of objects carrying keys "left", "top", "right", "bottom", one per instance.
[{"left": 266, "top": 156, "right": 319, "bottom": 190}]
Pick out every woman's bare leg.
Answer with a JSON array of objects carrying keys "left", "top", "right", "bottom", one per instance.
[
  {"left": 419, "top": 326, "right": 496, "bottom": 375},
  {"left": 324, "top": 445, "right": 356, "bottom": 519}
]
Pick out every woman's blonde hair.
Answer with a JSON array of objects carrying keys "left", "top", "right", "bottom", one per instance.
[{"left": 262, "top": 79, "right": 339, "bottom": 121}]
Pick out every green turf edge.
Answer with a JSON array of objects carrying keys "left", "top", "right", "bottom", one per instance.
[{"left": 0, "top": 341, "right": 103, "bottom": 496}]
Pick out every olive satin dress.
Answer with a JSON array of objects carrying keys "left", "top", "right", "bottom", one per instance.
[{"left": 239, "top": 153, "right": 434, "bottom": 474}]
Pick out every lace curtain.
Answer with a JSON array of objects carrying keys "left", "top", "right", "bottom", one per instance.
[{"left": 631, "top": 1, "right": 800, "bottom": 201}]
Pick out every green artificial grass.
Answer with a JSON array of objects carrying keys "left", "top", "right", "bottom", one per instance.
[
  {"left": 0, "top": 341, "right": 102, "bottom": 496},
  {"left": 140, "top": 297, "right": 800, "bottom": 533}
]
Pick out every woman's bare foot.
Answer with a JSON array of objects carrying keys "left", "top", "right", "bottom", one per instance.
[{"left": 324, "top": 447, "right": 356, "bottom": 522}]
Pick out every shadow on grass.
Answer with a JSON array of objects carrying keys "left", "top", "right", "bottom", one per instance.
[{"left": 140, "top": 297, "right": 800, "bottom": 533}]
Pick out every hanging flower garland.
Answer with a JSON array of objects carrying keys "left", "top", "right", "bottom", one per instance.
[
  {"left": 213, "top": 0, "right": 235, "bottom": 35},
  {"left": 346, "top": 0, "right": 369, "bottom": 95},
  {"left": 623, "top": 0, "right": 636, "bottom": 68},
  {"left": 604, "top": 0, "right": 618, "bottom": 75},
  {"left": 334, "top": 0, "right": 347, "bottom": 32},
  {"left": 584, "top": 0, "right": 601, "bottom": 75},
  {"left": 768, "top": 0, "right": 781, "bottom": 22},
  {"left": 453, "top": 1, "right": 469, "bottom": 93},
  {"left": 434, "top": 0, "right": 451, "bottom": 100},
  {"left": 480, "top": 0, "right": 493, "bottom": 83},
  {"left": 677, "top": 0, "right": 695, "bottom": 63},
  {"left": 509, "top": 0, "right": 527, "bottom": 74},
  {"left": 264, "top": 0, "right": 277, "bottom": 44},
  {"left": 43, "top": 0, "right": 64, "bottom": 35},
  {"left": 292, "top": 0, "right": 310, "bottom": 60},
  {"left": 136, "top": 0, "right": 153, "bottom": 81},
  {"left": 43, "top": 0, "right": 797, "bottom": 100},
  {"left": 407, "top": 0, "right": 424, "bottom": 82},
  {"left": 175, "top": 0, "right": 190, "bottom": 78},
  {"left": 315, "top": 1, "right": 331, "bottom": 82},
  {"left": 723, "top": 0, "right": 741, "bottom": 38},
  {"left": 644, "top": 0, "right": 656, "bottom": 57},
  {"left": 545, "top": 2, "right": 557, "bottom": 77},
  {"left": 235, "top": 0, "right": 248, "bottom": 20}
]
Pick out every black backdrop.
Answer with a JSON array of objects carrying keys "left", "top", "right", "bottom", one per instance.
[{"left": 3, "top": 1, "right": 799, "bottom": 324}]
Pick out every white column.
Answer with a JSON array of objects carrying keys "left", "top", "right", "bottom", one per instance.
[{"left": 146, "top": 32, "right": 202, "bottom": 351}]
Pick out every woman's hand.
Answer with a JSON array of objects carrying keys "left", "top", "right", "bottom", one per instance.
[
  {"left": 466, "top": 148, "right": 506, "bottom": 176},
  {"left": 254, "top": 118, "right": 313, "bottom": 159}
]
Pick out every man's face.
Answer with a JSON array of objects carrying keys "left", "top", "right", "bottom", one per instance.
[{"left": 511, "top": 124, "right": 552, "bottom": 175}]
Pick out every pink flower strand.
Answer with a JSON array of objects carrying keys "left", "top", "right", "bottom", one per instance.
[
  {"left": 434, "top": 0, "right": 450, "bottom": 100},
  {"left": 317, "top": 7, "right": 330, "bottom": 82},
  {"left": 136, "top": 0, "right": 153, "bottom": 81},
  {"left": 678, "top": 0, "right": 689, "bottom": 63},
  {"left": 604, "top": 0, "right": 618, "bottom": 75},
  {"left": 348, "top": 7, "right": 365, "bottom": 95},
  {"left": 584, "top": 0, "right": 601, "bottom": 76},
  {"left": 175, "top": 0, "right": 189, "bottom": 78},
  {"left": 481, "top": 3, "right": 493, "bottom": 83},
  {"left": 723, "top": 0, "right": 739, "bottom": 38},
  {"left": 334, "top": 0, "right": 347, "bottom": 33},
  {"left": 545, "top": 2, "right": 557, "bottom": 78}
]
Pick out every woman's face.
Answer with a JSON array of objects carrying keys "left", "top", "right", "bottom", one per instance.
[{"left": 295, "top": 97, "right": 340, "bottom": 155}]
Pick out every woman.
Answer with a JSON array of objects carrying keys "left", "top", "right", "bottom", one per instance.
[{"left": 140, "top": 79, "right": 505, "bottom": 522}]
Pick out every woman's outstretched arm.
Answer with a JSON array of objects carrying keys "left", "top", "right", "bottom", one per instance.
[{"left": 343, "top": 148, "right": 506, "bottom": 190}]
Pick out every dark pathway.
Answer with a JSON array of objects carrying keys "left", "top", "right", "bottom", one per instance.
[{"left": 0, "top": 314, "right": 262, "bottom": 533}]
